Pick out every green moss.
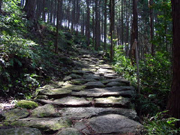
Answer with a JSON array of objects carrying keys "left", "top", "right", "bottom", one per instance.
[{"left": 16, "top": 100, "right": 38, "bottom": 109}]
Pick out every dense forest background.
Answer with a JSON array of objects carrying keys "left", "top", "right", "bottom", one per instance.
[{"left": 0, "top": 0, "right": 180, "bottom": 134}]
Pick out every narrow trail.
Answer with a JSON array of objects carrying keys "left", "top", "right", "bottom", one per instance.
[{"left": 0, "top": 48, "right": 144, "bottom": 135}]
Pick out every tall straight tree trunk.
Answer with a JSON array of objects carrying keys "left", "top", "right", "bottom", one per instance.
[
  {"left": 55, "top": 0, "right": 60, "bottom": 53},
  {"left": 86, "top": 0, "right": 90, "bottom": 46},
  {"left": 121, "top": 0, "right": 124, "bottom": 45},
  {"left": 24, "top": 0, "right": 36, "bottom": 20},
  {"left": 95, "top": 0, "right": 100, "bottom": 51},
  {"left": 0, "top": 0, "right": 2, "bottom": 13},
  {"left": 149, "top": 0, "right": 154, "bottom": 56},
  {"left": 42, "top": 0, "right": 46, "bottom": 21},
  {"left": 130, "top": 0, "right": 138, "bottom": 64},
  {"left": 167, "top": 0, "right": 180, "bottom": 128},
  {"left": 110, "top": 0, "right": 115, "bottom": 61},
  {"left": 104, "top": 0, "right": 107, "bottom": 51}
]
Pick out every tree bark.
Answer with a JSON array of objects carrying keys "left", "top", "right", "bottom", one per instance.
[
  {"left": 104, "top": 0, "right": 107, "bottom": 51},
  {"left": 149, "top": 0, "right": 155, "bottom": 56},
  {"left": 86, "top": 0, "right": 90, "bottom": 46},
  {"left": 130, "top": 0, "right": 138, "bottom": 64},
  {"left": 110, "top": 0, "right": 115, "bottom": 61},
  {"left": 0, "top": 0, "right": 2, "bottom": 13},
  {"left": 24, "top": 0, "right": 36, "bottom": 20},
  {"left": 167, "top": 0, "right": 180, "bottom": 128},
  {"left": 55, "top": 0, "right": 60, "bottom": 53}
]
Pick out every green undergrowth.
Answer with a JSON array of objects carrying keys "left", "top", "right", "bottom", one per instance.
[
  {"left": 113, "top": 45, "right": 177, "bottom": 133},
  {"left": 0, "top": 1, "right": 87, "bottom": 98}
]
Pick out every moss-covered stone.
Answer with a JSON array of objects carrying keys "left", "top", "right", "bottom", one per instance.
[
  {"left": 12, "top": 117, "right": 72, "bottom": 132},
  {"left": 2, "top": 108, "right": 29, "bottom": 122},
  {"left": 0, "top": 127, "right": 42, "bottom": 135},
  {"left": 15, "top": 100, "right": 38, "bottom": 109},
  {"left": 32, "top": 104, "right": 58, "bottom": 117}
]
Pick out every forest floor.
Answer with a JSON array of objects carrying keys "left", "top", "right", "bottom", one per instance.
[{"left": 0, "top": 46, "right": 144, "bottom": 135}]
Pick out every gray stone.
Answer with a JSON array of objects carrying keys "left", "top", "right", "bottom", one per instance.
[
  {"left": 53, "top": 97, "right": 91, "bottom": 107},
  {"left": 12, "top": 117, "right": 71, "bottom": 132},
  {"left": 62, "top": 84, "right": 86, "bottom": 91},
  {"left": 0, "top": 127, "right": 42, "bottom": 135},
  {"left": 70, "top": 79, "right": 96, "bottom": 85},
  {"left": 71, "top": 87, "right": 135, "bottom": 97},
  {"left": 97, "top": 68, "right": 115, "bottom": 74},
  {"left": 59, "top": 107, "right": 138, "bottom": 120},
  {"left": 94, "top": 96, "right": 130, "bottom": 107},
  {"left": 70, "top": 74, "right": 82, "bottom": 79},
  {"left": 103, "top": 73, "right": 118, "bottom": 79},
  {"left": 88, "top": 114, "right": 142, "bottom": 134},
  {"left": 85, "top": 81, "right": 105, "bottom": 89},
  {"left": 2, "top": 108, "right": 29, "bottom": 122},
  {"left": 83, "top": 74, "right": 102, "bottom": 80},
  {"left": 99, "top": 64, "right": 112, "bottom": 69},
  {"left": 38, "top": 88, "right": 72, "bottom": 98},
  {"left": 63, "top": 76, "right": 72, "bottom": 81},
  {"left": 31, "top": 104, "right": 58, "bottom": 117},
  {"left": 56, "top": 128, "right": 82, "bottom": 135},
  {"left": 106, "top": 81, "right": 127, "bottom": 87}
]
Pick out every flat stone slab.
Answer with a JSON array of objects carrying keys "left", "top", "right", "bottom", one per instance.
[
  {"left": 62, "top": 84, "right": 86, "bottom": 91},
  {"left": 94, "top": 96, "right": 130, "bottom": 107},
  {"left": 70, "top": 79, "right": 96, "bottom": 85},
  {"left": 88, "top": 114, "right": 143, "bottom": 134},
  {"left": 53, "top": 97, "right": 91, "bottom": 107},
  {"left": 39, "top": 88, "right": 72, "bottom": 96},
  {"left": 106, "top": 81, "right": 127, "bottom": 87},
  {"left": 74, "top": 114, "right": 143, "bottom": 134},
  {"left": 85, "top": 81, "right": 105, "bottom": 89},
  {"left": 97, "top": 68, "right": 115, "bottom": 74},
  {"left": 12, "top": 117, "right": 71, "bottom": 132},
  {"left": 71, "top": 87, "right": 135, "bottom": 97},
  {"left": 99, "top": 64, "right": 112, "bottom": 69},
  {"left": 83, "top": 74, "right": 102, "bottom": 80},
  {"left": 56, "top": 128, "right": 82, "bottom": 135},
  {"left": 59, "top": 107, "right": 138, "bottom": 120},
  {"left": 31, "top": 104, "right": 58, "bottom": 118},
  {"left": 2, "top": 108, "right": 29, "bottom": 122},
  {"left": 0, "top": 127, "right": 42, "bottom": 135}
]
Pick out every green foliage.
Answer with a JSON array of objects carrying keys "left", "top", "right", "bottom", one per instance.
[
  {"left": 153, "top": 1, "right": 172, "bottom": 52},
  {"left": 145, "top": 111, "right": 180, "bottom": 135},
  {"left": 15, "top": 100, "right": 38, "bottom": 109},
  {"left": 113, "top": 45, "right": 171, "bottom": 116}
]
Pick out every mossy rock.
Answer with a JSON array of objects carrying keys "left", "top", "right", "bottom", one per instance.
[{"left": 16, "top": 100, "right": 38, "bottom": 109}]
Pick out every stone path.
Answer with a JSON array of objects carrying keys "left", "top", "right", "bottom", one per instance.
[{"left": 0, "top": 49, "right": 144, "bottom": 135}]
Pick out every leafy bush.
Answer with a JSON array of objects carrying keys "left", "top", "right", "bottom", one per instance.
[
  {"left": 145, "top": 111, "right": 180, "bottom": 135},
  {"left": 113, "top": 45, "right": 171, "bottom": 116}
]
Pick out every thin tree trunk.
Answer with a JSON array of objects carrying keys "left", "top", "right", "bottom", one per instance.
[
  {"left": 130, "top": 0, "right": 138, "bottom": 64},
  {"left": 55, "top": 0, "right": 60, "bottom": 53},
  {"left": 149, "top": 0, "right": 155, "bottom": 56},
  {"left": 0, "top": 0, "right": 2, "bottom": 13},
  {"left": 104, "top": 0, "right": 107, "bottom": 51}
]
